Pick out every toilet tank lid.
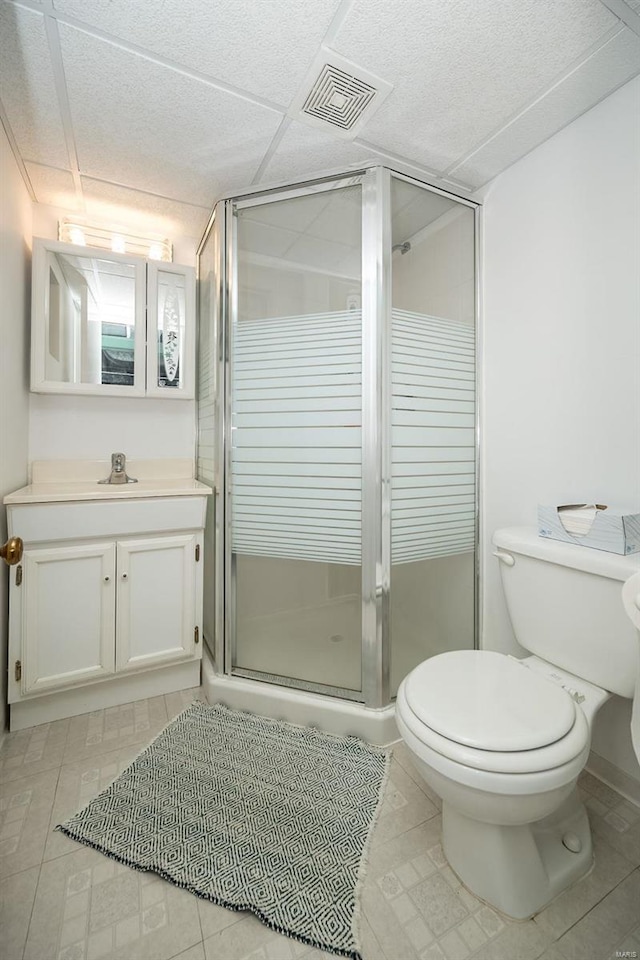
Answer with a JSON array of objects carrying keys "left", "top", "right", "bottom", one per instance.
[
  {"left": 404, "top": 651, "right": 577, "bottom": 752},
  {"left": 493, "top": 527, "right": 640, "bottom": 582}
]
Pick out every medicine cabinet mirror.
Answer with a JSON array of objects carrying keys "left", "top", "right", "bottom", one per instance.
[{"left": 31, "top": 238, "right": 195, "bottom": 399}]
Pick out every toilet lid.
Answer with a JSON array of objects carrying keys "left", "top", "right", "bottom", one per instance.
[{"left": 404, "top": 651, "right": 577, "bottom": 751}]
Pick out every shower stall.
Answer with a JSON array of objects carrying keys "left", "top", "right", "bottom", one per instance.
[{"left": 197, "top": 165, "right": 478, "bottom": 742}]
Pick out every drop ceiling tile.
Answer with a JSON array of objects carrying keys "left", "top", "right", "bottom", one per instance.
[
  {"left": 302, "top": 189, "right": 362, "bottom": 246},
  {"left": 330, "top": 0, "right": 619, "bottom": 171},
  {"left": 239, "top": 193, "right": 332, "bottom": 232},
  {"left": 0, "top": 3, "right": 68, "bottom": 167},
  {"left": 51, "top": 0, "right": 342, "bottom": 105},
  {"left": 24, "top": 162, "right": 78, "bottom": 207},
  {"left": 236, "top": 219, "right": 301, "bottom": 259},
  {"left": 285, "top": 234, "right": 361, "bottom": 279},
  {"left": 81, "top": 177, "right": 210, "bottom": 240},
  {"left": 58, "top": 24, "right": 283, "bottom": 206},
  {"left": 261, "top": 119, "right": 383, "bottom": 185},
  {"left": 451, "top": 30, "right": 640, "bottom": 188}
]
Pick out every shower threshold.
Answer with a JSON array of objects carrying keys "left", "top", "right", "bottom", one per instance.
[{"left": 201, "top": 648, "right": 397, "bottom": 746}]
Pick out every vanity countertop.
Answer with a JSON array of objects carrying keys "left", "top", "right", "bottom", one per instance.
[{"left": 3, "top": 459, "right": 213, "bottom": 505}]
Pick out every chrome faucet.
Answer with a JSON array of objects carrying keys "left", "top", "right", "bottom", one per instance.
[{"left": 98, "top": 452, "right": 138, "bottom": 485}]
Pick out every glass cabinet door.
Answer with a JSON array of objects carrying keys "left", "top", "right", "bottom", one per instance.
[
  {"left": 146, "top": 262, "right": 196, "bottom": 398},
  {"left": 31, "top": 239, "right": 147, "bottom": 396}
]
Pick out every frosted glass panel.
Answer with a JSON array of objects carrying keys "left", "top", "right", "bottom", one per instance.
[
  {"left": 390, "top": 178, "right": 476, "bottom": 695},
  {"left": 154, "top": 269, "right": 186, "bottom": 390},
  {"left": 391, "top": 309, "right": 475, "bottom": 561},
  {"left": 232, "top": 185, "right": 363, "bottom": 693},
  {"left": 232, "top": 310, "right": 361, "bottom": 564}
]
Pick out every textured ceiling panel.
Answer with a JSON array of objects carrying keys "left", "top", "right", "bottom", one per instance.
[
  {"left": 260, "top": 119, "right": 383, "bottom": 185},
  {"left": 51, "top": 0, "right": 342, "bottom": 105},
  {"left": 237, "top": 220, "right": 302, "bottom": 259},
  {"left": 284, "top": 233, "right": 360, "bottom": 279},
  {"left": 238, "top": 189, "right": 363, "bottom": 259},
  {"left": 24, "top": 162, "right": 78, "bottom": 207},
  {"left": 302, "top": 188, "right": 362, "bottom": 246},
  {"left": 240, "top": 193, "right": 332, "bottom": 232},
  {"left": 81, "top": 177, "right": 210, "bottom": 240},
  {"left": 58, "top": 24, "right": 283, "bottom": 207},
  {"left": 0, "top": 4, "right": 68, "bottom": 168},
  {"left": 330, "top": 0, "right": 619, "bottom": 172},
  {"left": 450, "top": 30, "right": 640, "bottom": 188}
]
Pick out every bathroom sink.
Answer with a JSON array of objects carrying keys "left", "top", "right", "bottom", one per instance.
[{"left": 3, "top": 458, "right": 213, "bottom": 505}]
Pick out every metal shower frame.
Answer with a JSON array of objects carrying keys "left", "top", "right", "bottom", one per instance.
[{"left": 198, "top": 163, "right": 481, "bottom": 710}]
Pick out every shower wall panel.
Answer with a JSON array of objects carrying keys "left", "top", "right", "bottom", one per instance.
[{"left": 389, "top": 178, "right": 476, "bottom": 695}]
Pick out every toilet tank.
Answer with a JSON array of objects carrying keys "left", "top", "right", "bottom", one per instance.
[{"left": 493, "top": 527, "right": 640, "bottom": 698}]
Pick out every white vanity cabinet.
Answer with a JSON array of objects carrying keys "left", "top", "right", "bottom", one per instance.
[{"left": 5, "top": 478, "right": 210, "bottom": 731}]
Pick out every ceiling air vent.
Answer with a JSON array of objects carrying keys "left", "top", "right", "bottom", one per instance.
[
  {"left": 289, "top": 49, "right": 393, "bottom": 139},
  {"left": 302, "top": 65, "right": 376, "bottom": 132}
]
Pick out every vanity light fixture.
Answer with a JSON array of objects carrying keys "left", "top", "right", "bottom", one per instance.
[{"left": 59, "top": 219, "right": 173, "bottom": 262}]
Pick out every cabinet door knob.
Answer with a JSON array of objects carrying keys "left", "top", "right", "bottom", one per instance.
[
  {"left": 122, "top": 572, "right": 128, "bottom": 580},
  {"left": 1, "top": 537, "right": 23, "bottom": 566},
  {"left": 104, "top": 576, "right": 110, "bottom": 582}
]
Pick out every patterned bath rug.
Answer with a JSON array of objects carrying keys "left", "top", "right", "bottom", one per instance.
[{"left": 57, "top": 700, "right": 390, "bottom": 960}]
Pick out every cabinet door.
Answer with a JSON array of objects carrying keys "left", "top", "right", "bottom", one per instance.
[
  {"left": 116, "top": 535, "right": 198, "bottom": 672},
  {"left": 21, "top": 543, "right": 116, "bottom": 695},
  {"left": 31, "top": 238, "right": 147, "bottom": 397},
  {"left": 145, "top": 262, "right": 195, "bottom": 399}
]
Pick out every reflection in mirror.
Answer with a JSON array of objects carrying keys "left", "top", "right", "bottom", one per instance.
[
  {"left": 156, "top": 270, "right": 186, "bottom": 389},
  {"left": 44, "top": 251, "right": 137, "bottom": 385}
]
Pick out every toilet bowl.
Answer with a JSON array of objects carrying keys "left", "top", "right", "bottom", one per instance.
[{"left": 396, "top": 527, "right": 640, "bottom": 920}]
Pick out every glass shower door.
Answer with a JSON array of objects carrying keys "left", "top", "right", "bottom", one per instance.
[{"left": 228, "top": 180, "right": 364, "bottom": 697}]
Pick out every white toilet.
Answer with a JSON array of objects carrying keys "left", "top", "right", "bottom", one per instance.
[{"left": 395, "top": 526, "right": 640, "bottom": 920}]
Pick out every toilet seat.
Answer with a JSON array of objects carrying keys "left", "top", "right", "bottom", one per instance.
[{"left": 399, "top": 651, "right": 590, "bottom": 775}]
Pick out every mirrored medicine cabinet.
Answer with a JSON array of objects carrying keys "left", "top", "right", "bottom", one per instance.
[{"left": 31, "top": 238, "right": 196, "bottom": 399}]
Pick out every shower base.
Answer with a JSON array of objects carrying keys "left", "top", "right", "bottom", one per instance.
[
  {"left": 201, "top": 648, "right": 398, "bottom": 746},
  {"left": 235, "top": 595, "right": 362, "bottom": 691}
]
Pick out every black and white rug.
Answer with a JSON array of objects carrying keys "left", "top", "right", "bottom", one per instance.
[{"left": 57, "top": 701, "right": 390, "bottom": 959}]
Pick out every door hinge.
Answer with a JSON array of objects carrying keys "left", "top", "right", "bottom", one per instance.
[
  {"left": 15, "top": 564, "right": 23, "bottom": 586},
  {"left": 194, "top": 626, "right": 200, "bottom": 645},
  {"left": 195, "top": 544, "right": 200, "bottom": 562},
  {"left": 15, "top": 660, "right": 21, "bottom": 682}
]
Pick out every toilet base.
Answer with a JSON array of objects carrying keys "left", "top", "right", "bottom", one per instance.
[{"left": 442, "top": 788, "right": 593, "bottom": 919}]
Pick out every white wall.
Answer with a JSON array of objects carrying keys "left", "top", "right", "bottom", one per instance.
[
  {"left": 29, "top": 204, "right": 198, "bottom": 464},
  {"left": 481, "top": 77, "right": 640, "bottom": 785},
  {"left": 0, "top": 125, "right": 32, "bottom": 732}
]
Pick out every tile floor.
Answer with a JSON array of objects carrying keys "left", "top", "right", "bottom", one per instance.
[{"left": 1, "top": 689, "right": 639, "bottom": 960}]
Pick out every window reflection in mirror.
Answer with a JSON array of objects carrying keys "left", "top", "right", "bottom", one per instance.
[{"left": 44, "top": 251, "right": 137, "bottom": 386}]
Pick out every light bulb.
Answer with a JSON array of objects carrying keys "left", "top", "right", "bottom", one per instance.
[
  {"left": 111, "top": 234, "right": 126, "bottom": 254},
  {"left": 70, "top": 227, "right": 85, "bottom": 246},
  {"left": 148, "top": 243, "right": 163, "bottom": 261}
]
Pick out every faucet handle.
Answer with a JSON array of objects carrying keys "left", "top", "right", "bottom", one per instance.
[{"left": 98, "top": 452, "right": 138, "bottom": 485}]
